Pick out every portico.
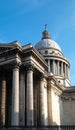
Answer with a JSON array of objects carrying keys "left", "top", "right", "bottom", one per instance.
[{"left": 0, "top": 41, "right": 48, "bottom": 127}]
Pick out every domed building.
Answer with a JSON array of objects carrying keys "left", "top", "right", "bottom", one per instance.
[
  {"left": 0, "top": 29, "right": 75, "bottom": 129},
  {"left": 35, "top": 29, "right": 70, "bottom": 87}
]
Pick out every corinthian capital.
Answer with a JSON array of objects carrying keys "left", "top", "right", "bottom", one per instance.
[{"left": 26, "top": 63, "right": 34, "bottom": 71}]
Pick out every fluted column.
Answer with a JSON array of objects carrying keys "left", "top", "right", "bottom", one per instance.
[
  {"left": 66, "top": 65, "right": 68, "bottom": 78},
  {"left": 57, "top": 61, "right": 59, "bottom": 75},
  {"left": 53, "top": 60, "right": 55, "bottom": 74},
  {"left": 68, "top": 66, "right": 70, "bottom": 80},
  {"left": 65, "top": 64, "right": 66, "bottom": 77},
  {"left": 11, "top": 66, "right": 19, "bottom": 126},
  {"left": 48, "top": 60, "right": 50, "bottom": 72},
  {"left": 1, "top": 73, "right": 6, "bottom": 126},
  {"left": 61, "top": 62, "right": 63, "bottom": 76},
  {"left": 26, "top": 65, "right": 34, "bottom": 126},
  {"left": 39, "top": 75, "right": 48, "bottom": 125},
  {"left": 19, "top": 70, "right": 25, "bottom": 126}
]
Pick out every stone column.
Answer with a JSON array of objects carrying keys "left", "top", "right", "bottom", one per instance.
[
  {"left": 26, "top": 65, "right": 34, "bottom": 126},
  {"left": 48, "top": 60, "right": 50, "bottom": 72},
  {"left": 39, "top": 75, "right": 48, "bottom": 125},
  {"left": 55, "top": 61, "right": 57, "bottom": 75},
  {"left": 11, "top": 66, "right": 19, "bottom": 126},
  {"left": 61, "top": 62, "right": 63, "bottom": 76},
  {"left": 66, "top": 65, "right": 68, "bottom": 78},
  {"left": 57, "top": 61, "right": 59, "bottom": 75},
  {"left": 19, "top": 70, "right": 25, "bottom": 126},
  {"left": 68, "top": 66, "right": 70, "bottom": 80},
  {"left": 47, "top": 83, "right": 53, "bottom": 125},
  {"left": 53, "top": 60, "right": 55, "bottom": 74},
  {"left": 1, "top": 73, "right": 6, "bottom": 126},
  {"left": 65, "top": 64, "right": 66, "bottom": 78}
]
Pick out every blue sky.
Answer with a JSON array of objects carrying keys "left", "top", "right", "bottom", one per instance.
[{"left": 0, "top": 0, "right": 75, "bottom": 85}]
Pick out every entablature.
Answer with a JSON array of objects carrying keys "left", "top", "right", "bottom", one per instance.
[
  {"left": 22, "top": 44, "right": 48, "bottom": 73},
  {"left": 0, "top": 42, "right": 48, "bottom": 75},
  {"left": 60, "top": 86, "right": 75, "bottom": 101}
]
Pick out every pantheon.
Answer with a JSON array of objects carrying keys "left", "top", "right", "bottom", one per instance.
[{"left": 0, "top": 29, "right": 75, "bottom": 128}]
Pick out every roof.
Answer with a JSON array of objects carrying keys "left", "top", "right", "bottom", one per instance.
[{"left": 35, "top": 29, "right": 62, "bottom": 52}]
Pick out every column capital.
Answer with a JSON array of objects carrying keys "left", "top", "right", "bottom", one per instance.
[
  {"left": 40, "top": 73, "right": 47, "bottom": 83},
  {"left": 26, "top": 64, "right": 34, "bottom": 71},
  {"left": 11, "top": 60, "right": 21, "bottom": 69},
  {"left": 40, "top": 73, "right": 45, "bottom": 80},
  {"left": 13, "top": 65, "right": 19, "bottom": 69}
]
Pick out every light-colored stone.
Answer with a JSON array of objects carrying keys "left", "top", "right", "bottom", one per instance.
[
  {"left": 51, "top": 87, "right": 61, "bottom": 125},
  {"left": 1, "top": 74, "right": 6, "bottom": 126},
  {"left": 48, "top": 60, "right": 50, "bottom": 72},
  {"left": 11, "top": 66, "right": 19, "bottom": 125},
  {"left": 40, "top": 76, "right": 48, "bottom": 125},
  {"left": 57, "top": 61, "right": 59, "bottom": 76},
  {"left": 26, "top": 67, "right": 34, "bottom": 126},
  {"left": 19, "top": 71, "right": 25, "bottom": 126},
  {"left": 61, "top": 62, "right": 63, "bottom": 76}
]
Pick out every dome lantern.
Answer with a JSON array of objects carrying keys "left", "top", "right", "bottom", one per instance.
[{"left": 42, "top": 30, "right": 50, "bottom": 39}]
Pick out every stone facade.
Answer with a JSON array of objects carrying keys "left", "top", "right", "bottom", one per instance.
[{"left": 0, "top": 30, "right": 75, "bottom": 127}]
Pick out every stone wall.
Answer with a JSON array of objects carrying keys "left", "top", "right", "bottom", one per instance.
[
  {"left": 62, "top": 98, "right": 75, "bottom": 125},
  {"left": 51, "top": 87, "right": 61, "bottom": 125}
]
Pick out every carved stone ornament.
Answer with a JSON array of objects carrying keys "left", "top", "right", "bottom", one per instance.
[
  {"left": 61, "top": 96, "right": 75, "bottom": 101},
  {"left": 26, "top": 63, "right": 34, "bottom": 71}
]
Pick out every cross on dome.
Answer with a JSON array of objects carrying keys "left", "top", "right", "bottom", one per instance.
[{"left": 44, "top": 24, "right": 47, "bottom": 30}]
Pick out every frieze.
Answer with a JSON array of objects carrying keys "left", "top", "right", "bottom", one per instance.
[{"left": 61, "top": 95, "right": 75, "bottom": 101}]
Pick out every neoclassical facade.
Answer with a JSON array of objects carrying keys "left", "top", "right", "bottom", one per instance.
[{"left": 0, "top": 29, "right": 75, "bottom": 127}]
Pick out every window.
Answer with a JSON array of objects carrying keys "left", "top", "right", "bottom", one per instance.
[{"left": 45, "top": 50, "right": 48, "bottom": 54}]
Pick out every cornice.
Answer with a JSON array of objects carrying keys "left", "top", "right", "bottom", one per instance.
[
  {"left": 43, "top": 55, "right": 70, "bottom": 66},
  {"left": 22, "top": 45, "right": 48, "bottom": 68},
  {"left": 47, "top": 75, "right": 65, "bottom": 91},
  {"left": 0, "top": 47, "right": 22, "bottom": 58},
  {"left": 60, "top": 86, "right": 75, "bottom": 101},
  {"left": 63, "top": 88, "right": 75, "bottom": 93},
  {"left": 37, "top": 47, "right": 63, "bottom": 54},
  {"left": 61, "top": 95, "right": 75, "bottom": 101}
]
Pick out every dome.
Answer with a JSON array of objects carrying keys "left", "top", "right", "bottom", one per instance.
[
  {"left": 35, "top": 30, "right": 62, "bottom": 52},
  {"left": 35, "top": 38, "right": 61, "bottom": 51}
]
